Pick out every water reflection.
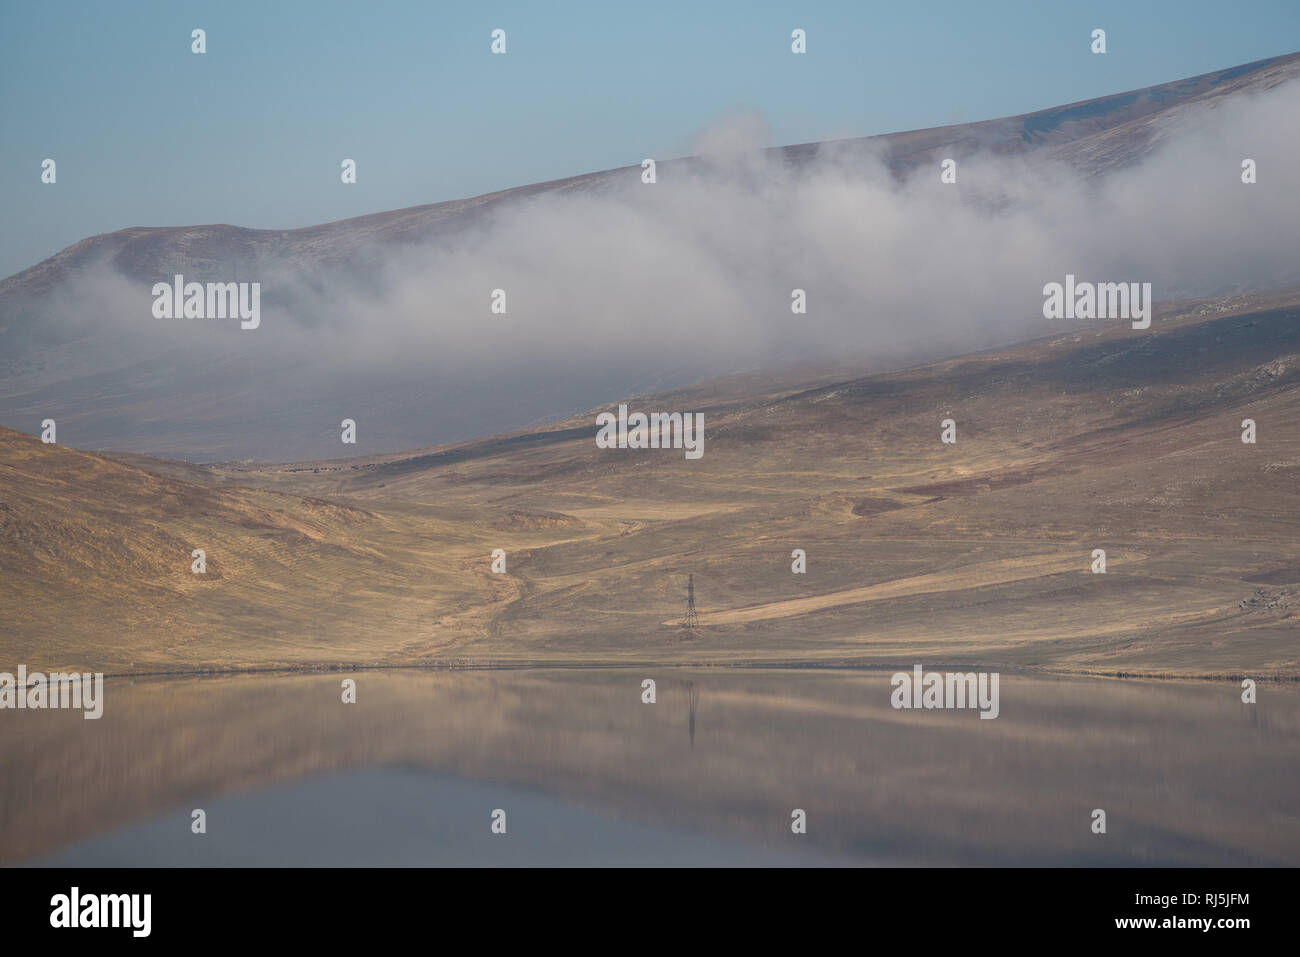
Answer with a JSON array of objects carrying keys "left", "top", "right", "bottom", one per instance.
[
  {"left": 685, "top": 680, "right": 699, "bottom": 750},
  {"left": 2, "top": 669, "right": 1297, "bottom": 866}
]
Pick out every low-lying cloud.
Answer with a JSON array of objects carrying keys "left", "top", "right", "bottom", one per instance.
[{"left": 11, "top": 79, "right": 1300, "bottom": 461}]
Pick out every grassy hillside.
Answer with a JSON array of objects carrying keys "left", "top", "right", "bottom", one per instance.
[{"left": 3, "top": 290, "right": 1298, "bottom": 676}]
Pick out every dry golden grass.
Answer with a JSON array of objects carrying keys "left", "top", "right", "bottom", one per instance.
[{"left": 3, "top": 291, "right": 1299, "bottom": 676}]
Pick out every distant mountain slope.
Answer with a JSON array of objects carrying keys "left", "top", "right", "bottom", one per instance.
[{"left": 5, "top": 288, "right": 1298, "bottom": 676}]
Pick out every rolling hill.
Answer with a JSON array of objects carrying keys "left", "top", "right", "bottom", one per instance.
[{"left": 4, "top": 286, "right": 1297, "bottom": 677}]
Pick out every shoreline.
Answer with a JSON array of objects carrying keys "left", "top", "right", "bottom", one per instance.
[{"left": 28, "top": 660, "right": 1297, "bottom": 683}]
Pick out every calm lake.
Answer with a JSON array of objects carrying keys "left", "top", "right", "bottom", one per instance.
[{"left": 4, "top": 668, "right": 1297, "bottom": 866}]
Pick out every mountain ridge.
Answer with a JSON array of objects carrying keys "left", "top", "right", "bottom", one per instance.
[{"left": 5, "top": 50, "right": 1298, "bottom": 297}]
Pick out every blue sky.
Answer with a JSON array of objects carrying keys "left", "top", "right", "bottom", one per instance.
[{"left": 2, "top": 0, "right": 1298, "bottom": 278}]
